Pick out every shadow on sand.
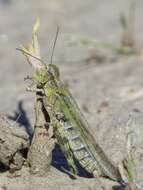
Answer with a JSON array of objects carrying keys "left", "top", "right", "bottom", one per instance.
[{"left": 7, "top": 100, "right": 33, "bottom": 139}]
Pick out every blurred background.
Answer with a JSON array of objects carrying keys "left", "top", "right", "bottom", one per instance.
[
  {"left": 0, "top": 0, "right": 143, "bottom": 115},
  {"left": 0, "top": 0, "right": 143, "bottom": 132},
  {"left": 0, "top": 0, "right": 143, "bottom": 187},
  {"left": 0, "top": 0, "right": 143, "bottom": 130}
]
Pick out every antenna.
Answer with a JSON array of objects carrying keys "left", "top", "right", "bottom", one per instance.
[
  {"left": 17, "top": 26, "right": 60, "bottom": 66},
  {"left": 16, "top": 48, "right": 46, "bottom": 65},
  {"left": 50, "top": 26, "right": 59, "bottom": 65}
]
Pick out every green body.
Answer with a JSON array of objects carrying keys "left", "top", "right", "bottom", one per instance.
[{"left": 33, "top": 64, "right": 122, "bottom": 182}]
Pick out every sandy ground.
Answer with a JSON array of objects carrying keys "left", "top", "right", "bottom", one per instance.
[{"left": 0, "top": 0, "right": 143, "bottom": 189}]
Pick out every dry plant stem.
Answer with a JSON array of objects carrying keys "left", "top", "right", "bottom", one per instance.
[
  {"left": 123, "top": 156, "right": 140, "bottom": 190},
  {"left": 119, "top": 124, "right": 141, "bottom": 190},
  {"left": 120, "top": 0, "right": 136, "bottom": 48},
  {"left": 27, "top": 93, "right": 55, "bottom": 176},
  {"left": 21, "top": 20, "right": 55, "bottom": 176}
]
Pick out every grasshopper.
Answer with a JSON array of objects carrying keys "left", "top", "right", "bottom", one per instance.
[{"left": 18, "top": 20, "right": 123, "bottom": 183}]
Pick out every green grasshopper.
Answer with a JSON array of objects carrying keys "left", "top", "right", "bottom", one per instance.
[{"left": 18, "top": 20, "right": 123, "bottom": 183}]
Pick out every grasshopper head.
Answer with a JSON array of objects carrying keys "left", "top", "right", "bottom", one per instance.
[
  {"left": 48, "top": 64, "right": 60, "bottom": 79},
  {"left": 32, "top": 64, "right": 60, "bottom": 84}
]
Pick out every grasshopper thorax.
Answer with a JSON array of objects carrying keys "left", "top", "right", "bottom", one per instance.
[{"left": 32, "top": 69, "right": 49, "bottom": 84}]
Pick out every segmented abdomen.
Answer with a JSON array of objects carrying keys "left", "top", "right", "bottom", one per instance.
[{"left": 60, "top": 120, "right": 98, "bottom": 174}]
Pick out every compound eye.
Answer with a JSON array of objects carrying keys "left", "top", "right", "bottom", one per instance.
[
  {"left": 49, "top": 80, "right": 55, "bottom": 87},
  {"left": 48, "top": 64, "right": 60, "bottom": 79}
]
